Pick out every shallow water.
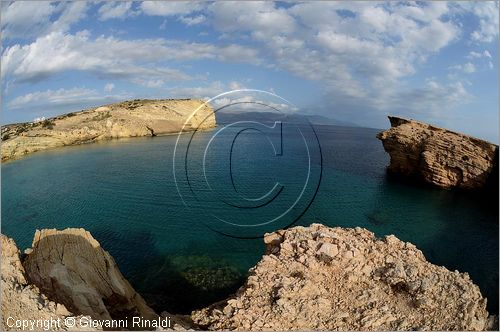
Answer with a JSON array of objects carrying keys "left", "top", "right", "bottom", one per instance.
[{"left": 2, "top": 124, "right": 498, "bottom": 314}]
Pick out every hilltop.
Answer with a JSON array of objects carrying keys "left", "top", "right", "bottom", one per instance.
[{"left": 1, "top": 99, "right": 216, "bottom": 161}]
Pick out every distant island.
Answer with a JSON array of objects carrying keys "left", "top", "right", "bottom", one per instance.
[{"left": 1, "top": 99, "right": 216, "bottom": 161}]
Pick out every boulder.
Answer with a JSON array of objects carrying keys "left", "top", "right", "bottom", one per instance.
[
  {"left": 1, "top": 234, "right": 97, "bottom": 331},
  {"left": 23, "top": 228, "right": 157, "bottom": 322}
]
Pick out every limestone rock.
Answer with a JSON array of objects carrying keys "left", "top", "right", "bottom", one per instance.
[
  {"left": 1, "top": 99, "right": 216, "bottom": 161},
  {"left": 377, "top": 116, "right": 498, "bottom": 189},
  {"left": 192, "top": 224, "right": 491, "bottom": 331},
  {"left": 1, "top": 235, "right": 97, "bottom": 331},
  {"left": 23, "top": 228, "right": 157, "bottom": 322}
]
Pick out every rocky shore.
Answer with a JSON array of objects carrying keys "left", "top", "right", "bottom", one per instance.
[
  {"left": 1, "top": 225, "right": 494, "bottom": 331},
  {"left": 193, "top": 224, "right": 493, "bottom": 331},
  {"left": 377, "top": 116, "right": 498, "bottom": 190},
  {"left": 1, "top": 99, "right": 216, "bottom": 162}
]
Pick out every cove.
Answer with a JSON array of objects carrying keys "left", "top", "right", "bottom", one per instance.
[{"left": 2, "top": 125, "right": 498, "bottom": 314}]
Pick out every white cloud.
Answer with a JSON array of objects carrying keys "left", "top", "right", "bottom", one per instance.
[
  {"left": 210, "top": 1, "right": 296, "bottom": 38},
  {"left": 133, "top": 79, "right": 165, "bottom": 88},
  {"left": 169, "top": 81, "right": 226, "bottom": 99},
  {"left": 1, "top": 1, "right": 87, "bottom": 39},
  {"left": 179, "top": 15, "right": 206, "bottom": 26},
  {"left": 228, "top": 81, "right": 245, "bottom": 90},
  {"left": 1, "top": 1, "right": 55, "bottom": 39},
  {"left": 140, "top": 1, "right": 205, "bottom": 16},
  {"left": 159, "top": 19, "right": 168, "bottom": 30},
  {"left": 467, "top": 50, "right": 493, "bottom": 59},
  {"left": 1, "top": 31, "right": 260, "bottom": 86},
  {"left": 210, "top": 94, "right": 297, "bottom": 114},
  {"left": 204, "top": 1, "right": 463, "bottom": 115},
  {"left": 168, "top": 80, "right": 251, "bottom": 100},
  {"left": 51, "top": 2, "right": 88, "bottom": 32},
  {"left": 392, "top": 80, "right": 472, "bottom": 115},
  {"left": 396, "top": 2, "right": 449, "bottom": 23},
  {"left": 6, "top": 87, "right": 132, "bottom": 119},
  {"left": 104, "top": 83, "right": 115, "bottom": 92},
  {"left": 8, "top": 87, "right": 98, "bottom": 109},
  {"left": 463, "top": 62, "right": 476, "bottom": 73},
  {"left": 448, "top": 62, "right": 477, "bottom": 74},
  {"left": 3, "top": 1, "right": 496, "bottom": 130},
  {"left": 98, "top": 1, "right": 134, "bottom": 21},
  {"left": 469, "top": 1, "right": 499, "bottom": 42}
]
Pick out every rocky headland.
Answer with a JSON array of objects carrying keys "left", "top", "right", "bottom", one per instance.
[
  {"left": 193, "top": 224, "right": 493, "bottom": 331},
  {"left": 377, "top": 116, "right": 498, "bottom": 190},
  {"left": 2, "top": 225, "right": 495, "bottom": 331},
  {"left": 1, "top": 99, "right": 216, "bottom": 161}
]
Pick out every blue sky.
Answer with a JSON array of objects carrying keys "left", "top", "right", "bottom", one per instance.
[{"left": 1, "top": 1, "right": 499, "bottom": 141}]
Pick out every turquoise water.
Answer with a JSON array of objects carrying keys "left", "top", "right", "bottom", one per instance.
[{"left": 2, "top": 125, "right": 498, "bottom": 314}]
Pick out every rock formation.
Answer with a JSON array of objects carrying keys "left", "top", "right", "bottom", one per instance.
[
  {"left": 22, "top": 228, "right": 158, "bottom": 322},
  {"left": 3, "top": 225, "right": 495, "bottom": 331},
  {"left": 377, "top": 116, "right": 498, "bottom": 190},
  {"left": 1, "top": 235, "right": 97, "bottom": 331},
  {"left": 192, "top": 224, "right": 492, "bottom": 331},
  {"left": 1, "top": 99, "right": 216, "bottom": 161}
]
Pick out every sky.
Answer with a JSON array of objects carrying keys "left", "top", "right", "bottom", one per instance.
[{"left": 1, "top": 1, "right": 499, "bottom": 142}]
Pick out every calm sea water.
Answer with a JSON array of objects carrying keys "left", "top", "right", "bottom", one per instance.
[{"left": 2, "top": 125, "right": 498, "bottom": 314}]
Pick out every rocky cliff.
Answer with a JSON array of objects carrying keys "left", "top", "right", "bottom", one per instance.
[
  {"left": 1, "top": 235, "right": 98, "bottom": 331},
  {"left": 1, "top": 99, "right": 216, "bottom": 161},
  {"left": 377, "top": 116, "right": 498, "bottom": 190},
  {"left": 23, "top": 228, "right": 158, "bottom": 322},
  {"left": 192, "top": 224, "right": 492, "bottom": 331}
]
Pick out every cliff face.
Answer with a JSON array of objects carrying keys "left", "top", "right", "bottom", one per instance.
[
  {"left": 23, "top": 228, "right": 157, "bottom": 322},
  {"left": 192, "top": 224, "right": 491, "bottom": 331},
  {"left": 1, "top": 99, "right": 216, "bottom": 161},
  {"left": 3, "top": 225, "right": 494, "bottom": 331},
  {"left": 1, "top": 235, "right": 98, "bottom": 331},
  {"left": 377, "top": 116, "right": 498, "bottom": 190}
]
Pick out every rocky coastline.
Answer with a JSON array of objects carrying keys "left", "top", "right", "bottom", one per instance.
[
  {"left": 1, "top": 99, "right": 216, "bottom": 162},
  {"left": 377, "top": 116, "right": 498, "bottom": 191},
  {"left": 1, "top": 225, "right": 495, "bottom": 331}
]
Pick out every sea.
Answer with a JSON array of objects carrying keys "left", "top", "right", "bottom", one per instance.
[{"left": 2, "top": 124, "right": 498, "bottom": 314}]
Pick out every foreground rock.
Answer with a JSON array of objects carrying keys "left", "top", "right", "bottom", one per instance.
[
  {"left": 23, "top": 228, "right": 158, "bottom": 322},
  {"left": 377, "top": 116, "right": 498, "bottom": 190},
  {"left": 1, "top": 235, "right": 97, "bottom": 331},
  {"left": 192, "top": 224, "right": 492, "bottom": 330},
  {"left": 1, "top": 99, "right": 216, "bottom": 161}
]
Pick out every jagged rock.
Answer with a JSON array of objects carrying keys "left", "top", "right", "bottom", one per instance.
[
  {"left": 377, "top": 116, "right": 498, "bottom": 189},
  {"left": 22, "top": 228, "right": 158, "bottom": 322},
  {"left": 1, "top": 99, "right": 216, "bottom": 161},
  {"left": 1, "top": 235, "right": 98, "bottom": 331},
  {"left": 377, "top": 116, "right": 498, "bottom": 191},
  {"left": 192, "top": 224, "right": 492, "bottom": 331}
]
